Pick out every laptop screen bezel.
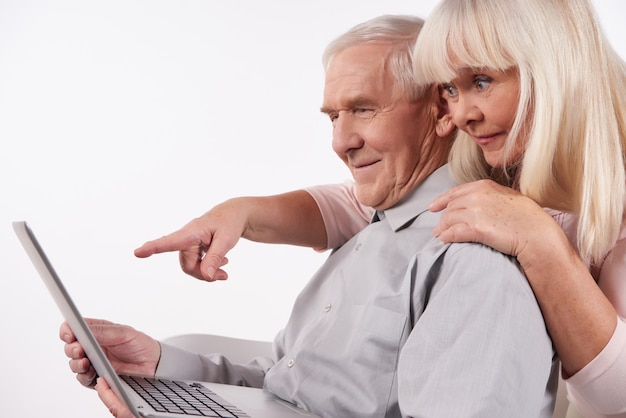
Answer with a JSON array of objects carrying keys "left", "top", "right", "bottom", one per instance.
[{"left": 12, "top": 221, "right": 142, "bottom": 416}]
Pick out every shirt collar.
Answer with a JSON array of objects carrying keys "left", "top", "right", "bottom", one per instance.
[{"left": 372, "top": 164, "right": 458, "bottom": 232}]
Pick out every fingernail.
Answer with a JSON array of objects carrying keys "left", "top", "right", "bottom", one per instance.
[{"left": 205, "top": 266, "right": 216, "bottom": 280}]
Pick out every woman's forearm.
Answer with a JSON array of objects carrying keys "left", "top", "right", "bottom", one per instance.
[
  {"left": 241, "top": 190, "right": 328, "bottom": 249},
  {"left": 519, "top": 230, "right": 617, "bottom": 377}
]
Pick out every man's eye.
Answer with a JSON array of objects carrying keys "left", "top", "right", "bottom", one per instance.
[
  {"left": 328, "top": 112, "right": 338, "bottom": 122},
  {"left": 354, "top": 108, "right": 374, "bottom": 118}
]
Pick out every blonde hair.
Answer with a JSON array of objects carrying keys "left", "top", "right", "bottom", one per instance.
[
  {"left": 322, "top": 15, "right": 427, "bottom": 101},
  {"left": 414, "top": 0, "right": 626, "bottom": 264}
]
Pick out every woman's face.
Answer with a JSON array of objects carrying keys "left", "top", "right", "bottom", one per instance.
[{"left": 440, "top": 66, "right": 526, "bottom": 168}]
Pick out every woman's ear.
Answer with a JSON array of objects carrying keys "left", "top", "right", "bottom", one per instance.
[{"left": 435, "top": 93, "right": 455, "bottom": 137}]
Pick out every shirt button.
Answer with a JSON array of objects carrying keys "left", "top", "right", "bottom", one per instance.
[
  {"left": 324, "top": 304, "right": 332, "bottom": 312},
  {"left": 287, "top": 359, "right": 295, "bottom": 368},
  {"left": 355, "top": 243, "right": 362, "bottom": 251}
]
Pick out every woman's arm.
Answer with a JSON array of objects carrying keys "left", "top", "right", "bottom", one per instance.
[
  {"left": 135, "top": 183, "right": 371, "bottom": 282},
  {"left": 430, "top": 179, "right": 626, "bottom": 415},
  {"left": 135, "top": 190, "right": 327, "bottom": 281},
  {"left": 305, "top": 181, "right": 372, "bottom": 250},
  {"left": 565, "top": 229, "right": 626, "bottom": 416}
]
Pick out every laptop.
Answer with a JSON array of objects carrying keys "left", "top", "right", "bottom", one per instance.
[{"left": 13, "top": 221, "right": 320, "bottom": 418}]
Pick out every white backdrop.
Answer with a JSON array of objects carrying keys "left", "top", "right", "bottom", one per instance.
[{"left": 1, "top": 1, "right": 624, "bottom": 417}]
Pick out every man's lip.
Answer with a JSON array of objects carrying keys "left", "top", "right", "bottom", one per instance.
[{"left": 352, "top": 160, "right": 379, "bottom": 169}]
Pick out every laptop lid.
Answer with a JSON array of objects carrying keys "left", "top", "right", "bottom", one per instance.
[{"left": 13, "top": 221, "right": 318, "bottom": 418}]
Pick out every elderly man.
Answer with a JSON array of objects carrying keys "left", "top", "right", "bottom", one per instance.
[{"left": 62, "top": 15, "right": 557, "bottom": 417}]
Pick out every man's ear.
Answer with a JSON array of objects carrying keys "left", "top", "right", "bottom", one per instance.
[
  {"left": 436, "top": 114, "right": 455, "bottom": 137},
  {"left": 435, "top": 93, "right": 455, "bottom": 137}
]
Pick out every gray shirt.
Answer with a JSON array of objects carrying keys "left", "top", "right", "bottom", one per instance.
[{"left": 157, "top": 165, "right": 558, "bottom": 417}]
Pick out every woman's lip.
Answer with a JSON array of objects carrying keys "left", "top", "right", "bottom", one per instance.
[
  {"left": 472, "top": 133, "right": 501, "bottom": 145},
  {"left": 474, "top": 136, "right": 493, "bottom": 145}
]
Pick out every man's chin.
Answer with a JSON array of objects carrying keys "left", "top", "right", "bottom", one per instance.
[{"left": 354, "top": 186, "right": 383, "bottom": 209}]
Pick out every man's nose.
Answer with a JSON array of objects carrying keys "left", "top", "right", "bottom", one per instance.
[{"left": 332, "top": 113, "right": 364, "bottom": 155}]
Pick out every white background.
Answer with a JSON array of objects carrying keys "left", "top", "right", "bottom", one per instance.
[{"left": 1, "top": 1, "right": 624, "bottom": 417}]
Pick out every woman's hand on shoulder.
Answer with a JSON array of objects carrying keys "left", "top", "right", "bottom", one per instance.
[{"left": 429, "top": 179, "right": 565, "bottom": 265}]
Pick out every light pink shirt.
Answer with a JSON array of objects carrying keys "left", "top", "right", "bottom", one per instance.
[{"left": 306, "top": 182, "right": 626, "bottom": 418}]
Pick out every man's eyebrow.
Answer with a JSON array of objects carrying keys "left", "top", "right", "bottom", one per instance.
[
  {"left": 320, "top": 97, "right": 377, "bottom": 115},
  {"left": 319, "top": 105, "right": 334, "bottom": 115}
]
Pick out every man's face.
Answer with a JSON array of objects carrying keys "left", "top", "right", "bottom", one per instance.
[{"left": 321, "top": 43, "right": 444, "bottom": 210}]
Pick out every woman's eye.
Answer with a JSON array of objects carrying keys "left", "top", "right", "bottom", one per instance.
[
  {"left": 441, "top": 84, "right": 458, "bottom": 98},
  {"left": 475, "top": 77, "right": 492, "bottom": 90}
]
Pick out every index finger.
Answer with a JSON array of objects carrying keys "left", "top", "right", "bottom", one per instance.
[
  {"left": 428, "top": 181, "right": 484, "bottom": 212},
  {"left": 428, "top": 188, "right": 458, "bottom": 212},
  {"left": 134, "top": 230, "right": 202, "bottom": 258},
  {"left": 60, "top": 318, "right": 116, "bottom": 343}
]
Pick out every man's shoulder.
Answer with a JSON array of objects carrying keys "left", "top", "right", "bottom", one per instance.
[
  {"left": 444, "top": 241, "right": 520, "bottom": 267},
  {"left": 417, "top": 241, "right": 539, "bottom": 313},
  {"left": 439, "top": 241, "right": 531, "bottom": 288}
]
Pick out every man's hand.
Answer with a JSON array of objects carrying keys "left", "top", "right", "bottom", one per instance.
[
  {"left": 60, "top": 318, "right": 161, "bottom": 388},
  {"left": 96, "top": 377, "right": 137, "bottom": 418}
]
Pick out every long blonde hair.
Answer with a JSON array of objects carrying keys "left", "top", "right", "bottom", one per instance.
[{"left": 414, "top": 0, "right": 626, "bottom": 264}]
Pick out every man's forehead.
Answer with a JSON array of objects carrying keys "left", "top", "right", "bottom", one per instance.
[
  {"left": 322, "top": 44, "right": 398, "bottom": 109},
  {"left": 326, "top": 43, "right": 391, "bottom": 79}
]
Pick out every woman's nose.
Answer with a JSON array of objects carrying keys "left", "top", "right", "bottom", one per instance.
[{"left": 451, "top": 95, "right": 483, "bottom": 128}]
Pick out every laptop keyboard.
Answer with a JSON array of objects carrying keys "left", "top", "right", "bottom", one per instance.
[{"left": 121, "top": 375, "right": 250, "bottom": 417}]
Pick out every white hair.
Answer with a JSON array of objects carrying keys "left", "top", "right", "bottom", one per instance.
[{"left": 323, "top": 15, "right": 427, "bottom": 101}]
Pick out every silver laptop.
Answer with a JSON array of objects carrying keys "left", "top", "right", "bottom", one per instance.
[{"left": 13, "top": 221, "right": 319, "bottom": 418}]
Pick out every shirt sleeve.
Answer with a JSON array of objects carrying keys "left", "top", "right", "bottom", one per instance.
[
  {"left": 563, "top": 222, "right": 626, "bottom": 417},
  {"left": 565, "top": 319, "right": 626, "bottom": 417},
  {"left": 596, "top": 223, "right": 626, "bottom": 317},
  {"left": 155, "top": 342, "right": 274, "bottom": 388},
  {"left": 305, "top": 182, "right": 372, "bottom": 250},
  {"left": 398, "top": 243, "right": 557, "bottom": 417}
]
